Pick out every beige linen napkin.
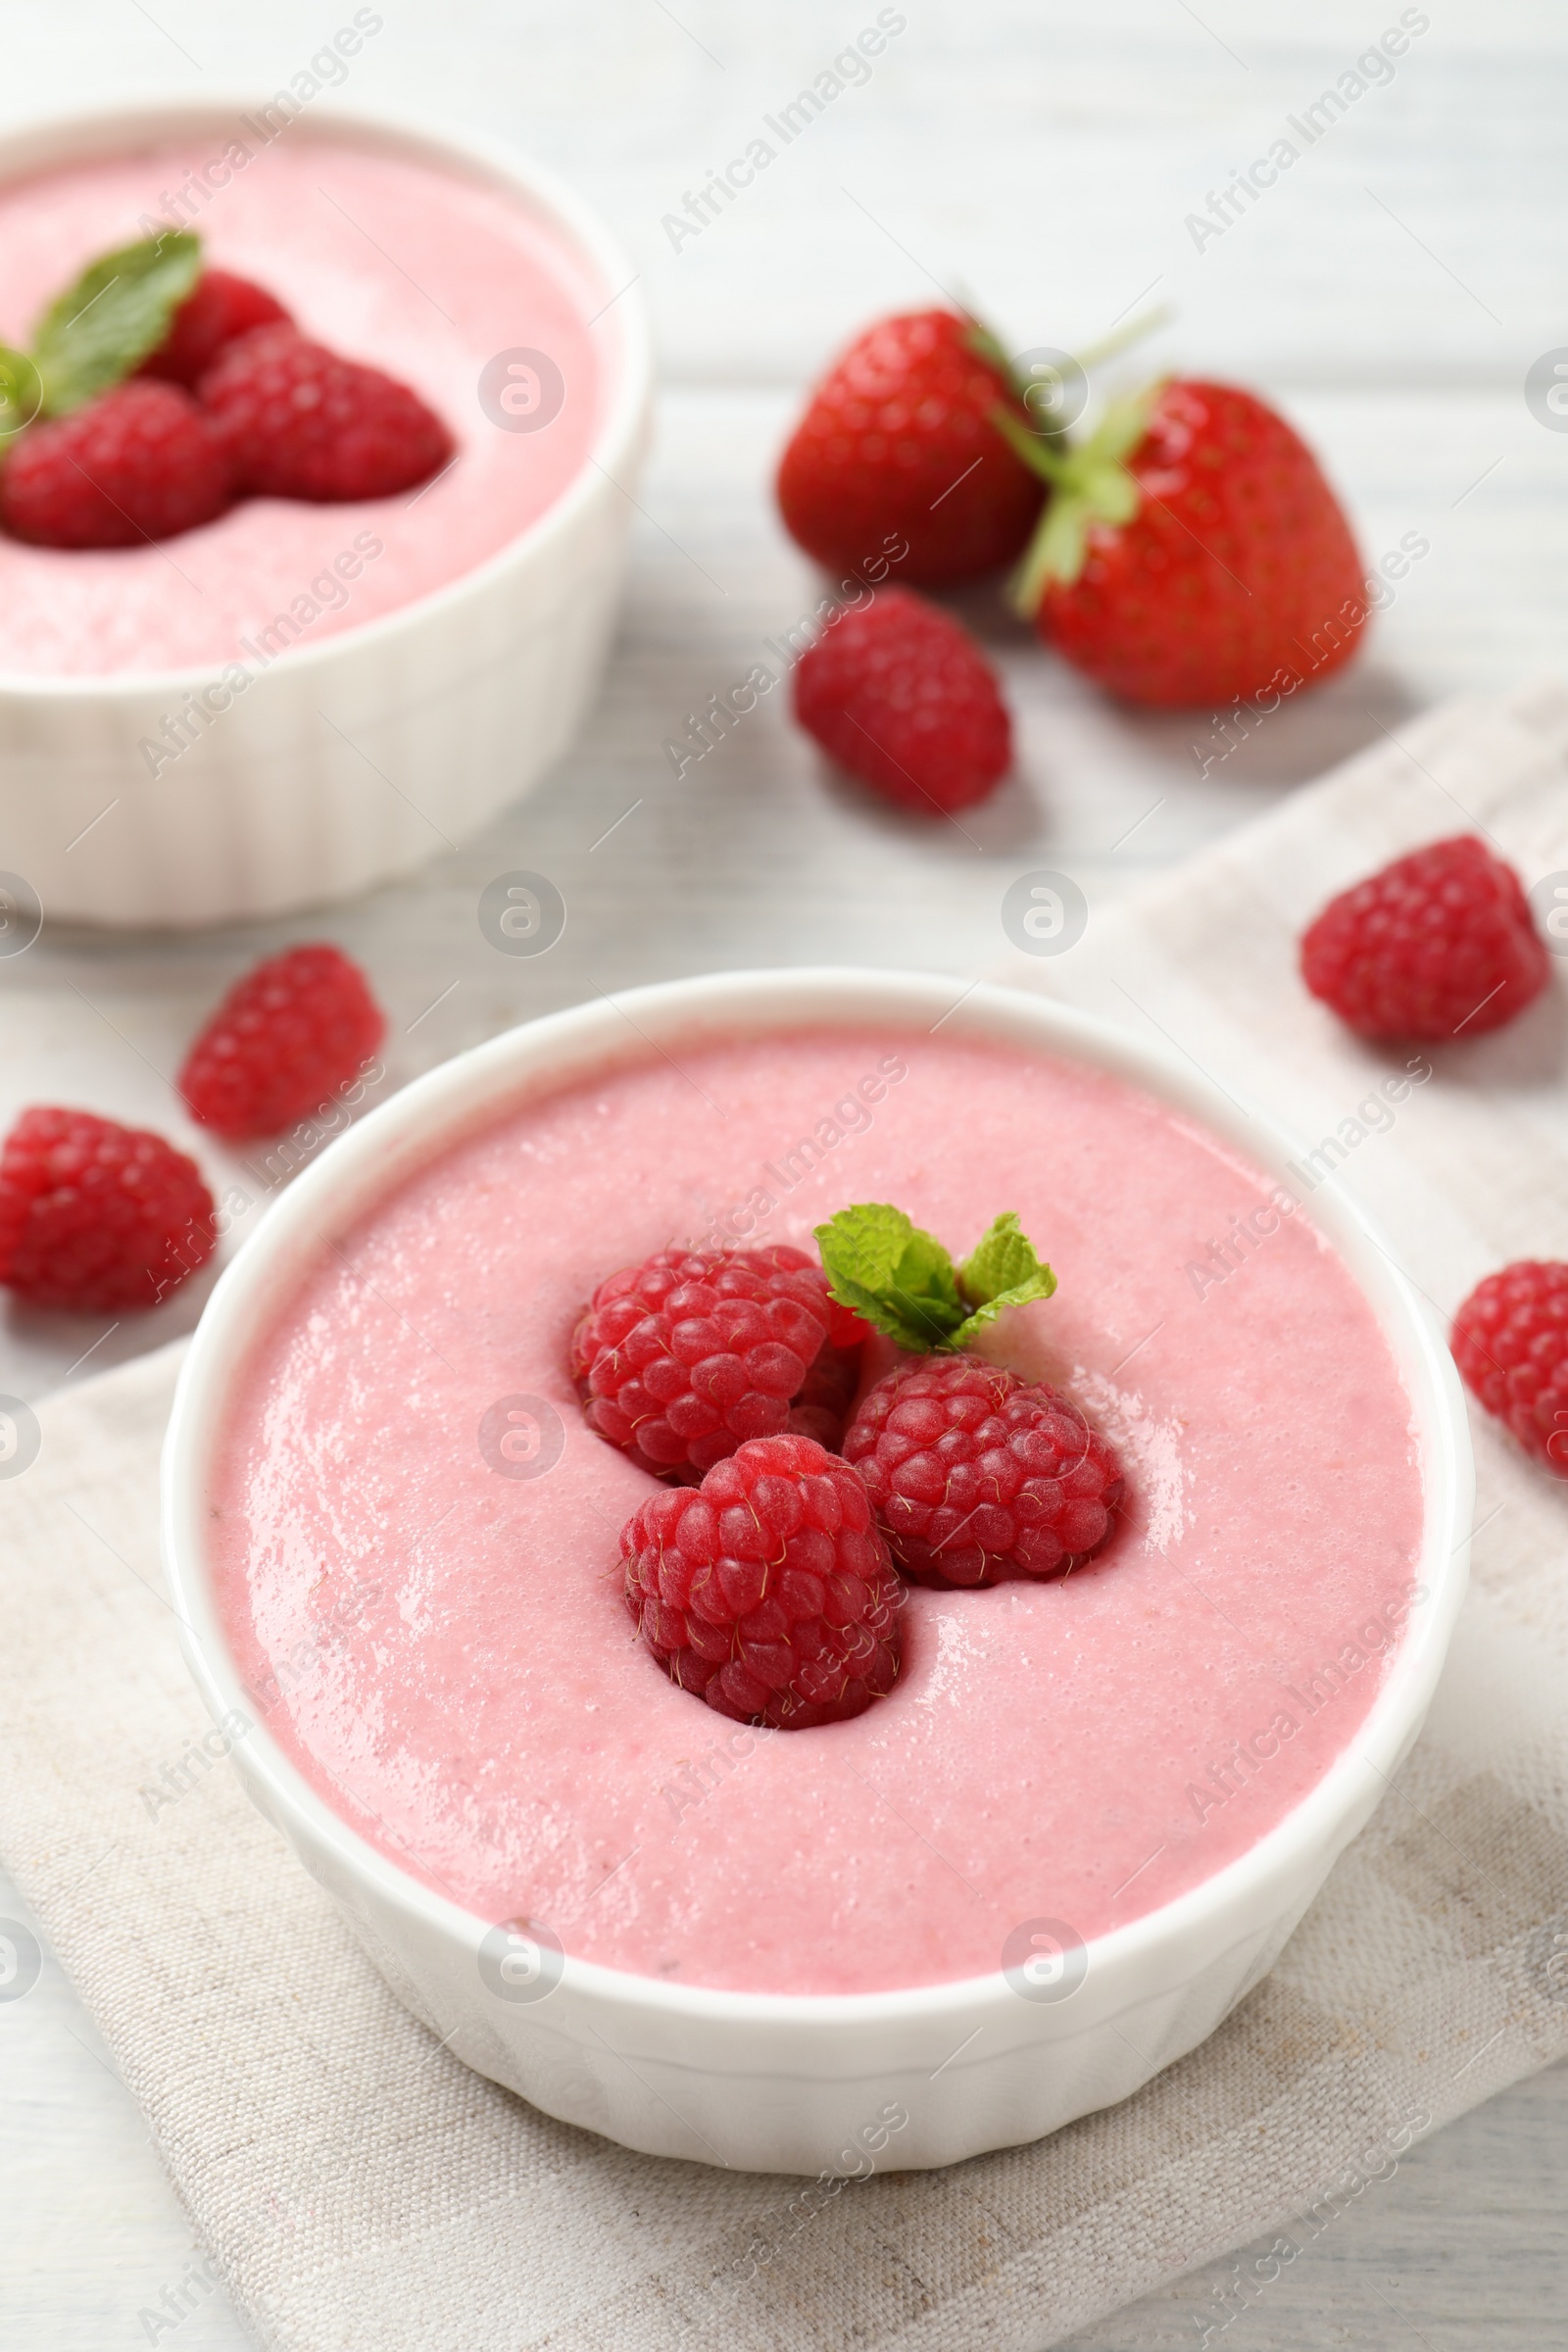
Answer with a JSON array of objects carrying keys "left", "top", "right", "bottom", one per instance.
[{"left": 3, "top": 681, "right": 1568, "bottom": 2352}]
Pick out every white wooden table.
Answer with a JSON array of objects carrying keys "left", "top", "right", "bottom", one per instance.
[{"left": 1, "top": 4, "right": 1565, "bottom": 2344}]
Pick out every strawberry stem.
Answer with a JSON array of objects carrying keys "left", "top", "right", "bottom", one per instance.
[
  {"left": 1070, "top": 302, "right": 1174, "bottom": 375},
  {"left": 967, "top": 301, "right": 1171, "bottom": 430}
]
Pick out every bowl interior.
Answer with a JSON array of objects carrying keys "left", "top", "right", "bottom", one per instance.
[
  {"left": 162, "top": 968, "right": 1472, "bottom": 2025},
  {"left": 0, "top": 95, "right": 652, "bottom": 697}
]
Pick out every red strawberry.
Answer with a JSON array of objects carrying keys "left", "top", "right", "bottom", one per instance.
[
  {"left": 1008, "top": 379, "right": 1367, "bottom": 709},
  {"left": 792, "top": 587, "right": 1011, "bottom": 814},
  {"left": 139, "top": 268, "right": 291, "bottom": 388},
  {"left": 776, "top": 309, "right": 1045, "bottom": 587},
  {"left": 0, "top": 380, "right": 232, "bottom": 548},
  {"left": 199, "top": 323, "right": 453, "bottom": 502}
]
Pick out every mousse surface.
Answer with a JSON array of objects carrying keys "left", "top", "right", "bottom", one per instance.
[
  {"left": 0, "top": 132, "right": 607, "bottom": 674},
  {"left": 211, "top": 1028, "right": 1425, "bottom": 1994}
]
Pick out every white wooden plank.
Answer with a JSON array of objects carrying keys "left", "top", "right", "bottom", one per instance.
[{"left": 0, "top": 2, "right": 1564, "bottom": 394}]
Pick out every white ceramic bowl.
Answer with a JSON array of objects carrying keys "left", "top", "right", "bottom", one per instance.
[
  {"left": 0, "top": 99, "right": 651, "bottom": 931},
  {"left": 162, "top": 969, "right": 1472, "bottom": 2175}
]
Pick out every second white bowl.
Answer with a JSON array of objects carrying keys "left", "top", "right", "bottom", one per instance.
[{"left": 0, "top": 98, "right": 652, "bottom": 930}]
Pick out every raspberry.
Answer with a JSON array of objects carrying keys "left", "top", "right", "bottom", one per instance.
[
  {"left": 792, "top": 588, "right": 1011, "bottom": 815},
  {"left": 1451, "top": 1260, "right": 1568, "bottom": 1474},
  {"left": 843, "top": 1354, "right": 1124, "bottom": 1588},
  {"left": 139, "top": 269, "right": 291, "bottom": 388},
  {"left": 199, "top": 323, "right": 454, "bottom": 502},
  {"left": 1300, "top": 835, "right": 1549, "bottom": 1042},
  {"left": 788, "top": 1336, "right": 863, "bottom": 1451},
  {"left": 177, "top": 944, "right": 385, "bottom": 1142},
  {"left": 572, "top": 1245, "right": 855, "bottom": 1480},
  {"left": 0, "top": 380, "right": 232, "bottom": 548},
  {"left": 620, "top": 1434, "right": 903, "bottom": 1728},
  {"left": 0, "top": 1107, "right": 215, "bottom": 1313}
]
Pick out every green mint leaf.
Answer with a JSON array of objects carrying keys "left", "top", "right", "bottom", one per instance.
[
  {"left": 952, "top": 1274, "right": 1057, "bottom": 1348},
  {"left": 32, "top": 232, "right": 202, "bottom": 416},
  {"left": 814, "top": 1202, "right": 967, "bottom": 1352},
  {"left": 957, "top": 1211, "right": 1053, "bottom": 1306},
  {"left": 0, "top": 346, "right": 43, "bottom": 452},
  {"left": 953, "top": 1210, "right": 1055, "bottom": 1346}
]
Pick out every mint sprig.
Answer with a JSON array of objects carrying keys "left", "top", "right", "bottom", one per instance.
[
  {"left": 31, "top": 232, "right": 202, "bottom": 417},
  {"left": 812, "top": 1202, "right": 968, "bottom": 1351},
  {"left": 0, "top": 346, "right": 42, "bottom": 449},
  {"left": 955, "top": 1210, "right": 1059, "bottom": 1338},
  {"left": 814, "top": 1203, "right": 1056, "bottom": 1353}
]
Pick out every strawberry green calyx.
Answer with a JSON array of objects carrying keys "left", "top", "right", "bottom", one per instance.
[
  {"left": 961, "top": 317, "right": 1074, "bottom": 446},
  {"left": 30, "top": 233, "right": 203, "bottom": 418},
  {"left": 814, "top": 1202, "right": 1056, "bottom": 1354},
  {"left": 996, "top": 381, "right": 1161, "bottom": 614}
]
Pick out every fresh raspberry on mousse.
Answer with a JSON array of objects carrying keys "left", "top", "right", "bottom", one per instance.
[
  {"left": 572, "top": 1244, "right": 858, "bottom": 1481},
  {"left": 844, "top": 1355, "right": 1124, "bottom": 1587},
  {"left": 815, "top": 1200, "right": 1126, "bottom": 1589},
  {"left": 0, "top": 228, "right": 452, "bottom": 548},
  {"left": 138, "top": 267, "right": 291, "bottom": 388},
  {"left": 786, "top": 1327, "right": 865, "bottom": 1450},
  {"left": 0, "top": 379, "right": 233, "bottom": 549},
  {"left": 199, "top": 322, "right": 454, "bottom": 502},
  {"left": 619, "top": 1432, "right": 904, "bottom": 1728}
]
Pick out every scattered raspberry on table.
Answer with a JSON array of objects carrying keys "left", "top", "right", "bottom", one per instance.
[
  {"left": 0, "top": 1106, "right": 215, "bottom": 1313},
  {"left": 792, "top": 587, "right": 1012, "bottom": 815},
  {"left": 1300, "top": 833, "right": 1550, "bottom": 1042},
  {"left": 620, "top": 1432, "right": 904, "bottom": 1726},
  {"left": 200, "top": 322, "right": 454, "bottom": 502},
  {"left": 0, "top": 380, "right": 233, "bottom": 549},
  {"left": 178, "top": 943, "right": 385, "bottom": 1141},
  {"left": 1451, "top": 1260, "right": 1568, "bottom": 1474},
  {"left": 572, "top": 1244, "right": 858, "bottom": 1480},
  {"left": 843, "top": 1353, "right": 1125, "bottom": 1587}
]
